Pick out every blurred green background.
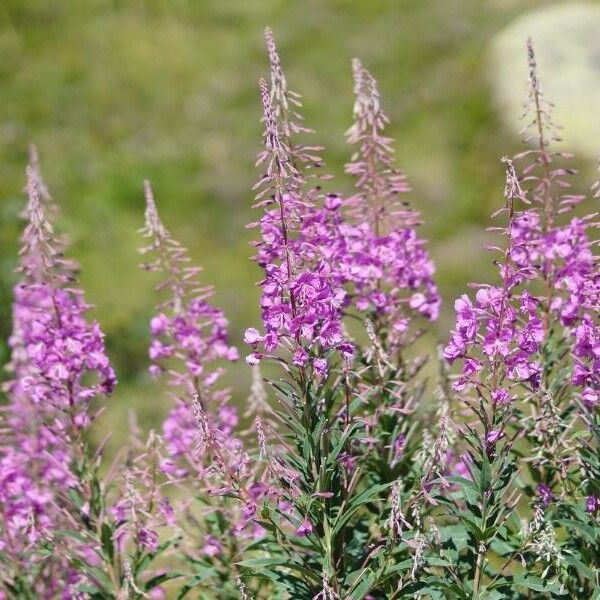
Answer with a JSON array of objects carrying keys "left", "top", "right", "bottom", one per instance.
[{"left": 1, "top": 0, "right": 598, "bottom": 446}]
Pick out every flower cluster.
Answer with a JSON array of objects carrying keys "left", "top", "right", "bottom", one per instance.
[
  {"left": 139, "top": 182, "right": 271, "bottom": 548},
  {"left": 439, "top": 49, "right": 599, "bottom": 597},
  {"left": 1, "top": 159, "right": 116, "bottom": 597},
  {"left": 245, "top": 44, "right": 350, "bottom": 368},
  {"left": 12, "top": 284, "right": 115, "bottom": 416},
  {"left": 340, "top": 59, "right": 440, "bottom": 343},
  {"left": 445, "top": 42, "right": 599, "bottom": 406},
  {"left": 344, "top": 58, "right": 411, "bottom": 232},
  {"left": 515, "top": 40, "right": 598, "bottom": 401},
  {"left": 10, "top": 171, "right": 115, "bottom": 414},
  {"left": 247, "top": 35, "right": 440, "bottom": 368},
  {"left": 139, "top": 182, "right": 242, "bottom": 462},
  {"left": 110, "top": 430, "right": 176, "bottom": 559},
  {"left": 140, "top": 181, "right": 238, "bottom": 392},
  {"left": 573, "top": 313, "right": 599, "bottom": 406},
  {"left": 443, "top": 163, "right": 546, "bottom": 394}
]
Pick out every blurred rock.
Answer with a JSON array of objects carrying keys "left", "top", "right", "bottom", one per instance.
[{"left": 489, "top": 2, "right": 600, "bottom": 159}]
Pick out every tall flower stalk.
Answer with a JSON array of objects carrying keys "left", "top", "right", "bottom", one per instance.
[
  {"left": 343, "top": 59, "right": 440, "bottom": 354},
  {"left": 139, "top": 181, "right": 270, "bottom": 596},
  {"left": 239, "top": 31, "right": 441, "bottom": 599},
  {"left": 1, "top": 158, "right": 117, "bottom": 597},
  {"left": 438, "top": 41, "right": 599, "bottom": 597},
  {"left": 246, "top": 78, "right": 350, "bottom": 371}
]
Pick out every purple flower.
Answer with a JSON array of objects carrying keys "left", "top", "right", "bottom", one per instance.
[
  {"left": 1, "top": 154, "right": 115, "bottom": 590},
  {"left": 336, "top": 59, "right": 440, "bottom": 353},
  {"left": 324, "top": 194, "right": 342, "bottom": 210},
  {"left": 138, "top": 527, "right": 159, "bottom": 553},
  {"left": 491, "top": 388, "right": 510, "bottom": 405},
  {"left": 313, "top": 358, "right": 328, "bottom": 377},
  {"left": 586, "top": 495, "right": 599, "bottom": 514},
  {"left": 247, "top": 77, "right": 350, "bottom": 366},
  {"left": 296, "top": 518, "right": 313, "bottom": 537},
  {"left": 444, "top": 160, "right": 547, "bottom": 402},
  {"left": 452, "top": 454, "right": 472, "bottom": 480},
  {"left": 572, "top": 314, "right": 599, "bottom": 401},
  {"left": 485, "top": 430, "right": 502, "bottom": 445},
  {"left": 244, "top": 327, "right": 262, "bottom": 345},
  {"left": 292, "top": 347, "right": 309, "bottom": 367},
  {"left": 139, "top": 183, "right": 269, "bottom": 541},
  {"left": 140, "top": 182, "right": 238, "bottom": 396},
  {"left": 246, "top": 352, "right": 262, "bottom": 366},
  {"left": 202, "top": 535, "right": 223, "bottom": 557},
  {"left": 391, "top": 434, "right": 407, "bottom": 466},
  {"left": 202, "top": 535, "right": 222, "bottom": 557},
  {"left": 150, "top": 313, "right": 169, "bottom": 336},
  {"left": 537, "top": 484, "right": 553, "bottom": 507}
]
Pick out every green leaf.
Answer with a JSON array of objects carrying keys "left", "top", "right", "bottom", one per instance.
[
  {"left": 327, "top": 423, "right": 360, "bottom": 467},
  {"left": 481, "top": 525, "right": 498, "bottom": 542},
  {"left": 379, "top": 559, "right": 413, "bottom": 584},
  {"left": 456, "top": 515, "right": 483, "bottom": 540},
  {"left": 444, "top": 476, "right": 478, "bottom": 493},
  {"left": 562, "top": 554, "right": 595, "bottom": 581},
  {"left": 489, "top": 538, "right": 515, "bottom": 556},
  {"left": 426, "top": 556, "right": 454, "bottom": 567},
  {"left": 236, "top": 557, "right": 318, "bottom": 583},
  {"left": 68, "top": 488, "right": 84, "bottom": 509},
  {"left": 331, "top": 482, "right": 392, "bottom": 538},
  {"left": 479, "top": 452, "right": 491, "bottom": 492},
  {"left": 75, "top": 584, "right": 104, "bottom": 595},
  {"left": 513, "top": 574, "right": 555, "bottom": 592},
  {"left": 100, "top": 523, "right": 114, "bottom": 562},
  {"left": 176, "top": 570, "right": 218, "bottom": 599},
  {"left": 135, "top": 539, "right": 176, "bottom": 575},
  {"left": 555, "top": 518, "right": 598, "bottom": 544},
  {"left": 143, "top": 572, "right": 184, "bottom": 590},
  {"left": 236, "top": 557, "right": 289, "bottom": 569},
  {"left": 55, "top": 528, "right": 91, "bottom": 545},
  {"left": 348, "top": 568, "right": 376, "bottom": 599},
  {"left": 78, "top": 565, "right": 114, "bottom": 593}
]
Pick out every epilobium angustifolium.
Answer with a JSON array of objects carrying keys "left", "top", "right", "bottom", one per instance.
[
  {"left": 0, "top": 32, "right": 598, "bottom": 599},
  {"left": 2, "top": 155, "right": 116, "bottom": 597}
]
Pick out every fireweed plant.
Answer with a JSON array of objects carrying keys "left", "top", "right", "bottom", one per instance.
[{"left": 0, "top": 30, "right": 598, "bottom": 599}]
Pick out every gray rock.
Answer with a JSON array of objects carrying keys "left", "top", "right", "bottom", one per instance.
[{"left": 489, "top": 2, "right": 600, "bottom": 159}]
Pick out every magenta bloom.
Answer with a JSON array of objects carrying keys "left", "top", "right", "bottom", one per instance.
[
  {"left": 537, "top": 484, "right": 553, "bottom": 507},
  {"left": 339, "top": 59, "right": 440, "bottom": 349},
  {"left": 140, "top": 185, "right": 238, "bottom": 394},
  {"left": 247, "top": 77, "right": 349, "bottom": 367},
  {"left": 485, "top": 430, "right": 503, "bottom": 445},
  {"left": 296, "top": 518, "right": 313, "bottom": 537},
  {"left": 1, "top": 156, "right": 115, "bottom": 594},
  {"left": 202, "top": 535, "right": 223, "bottom": 557}
]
